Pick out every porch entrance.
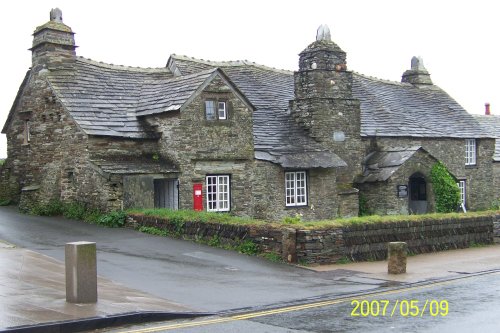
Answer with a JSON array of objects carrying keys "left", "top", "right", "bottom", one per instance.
[
  {"left": 154, "top": 179, "right": 179, "bottom": 209},
  {"left": 409, "top": 173, "right": 428, "bottom": 214}
]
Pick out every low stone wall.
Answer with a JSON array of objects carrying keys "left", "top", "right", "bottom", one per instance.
[{"left": 127, "top": 214, "right": 495, "bottom": 265}]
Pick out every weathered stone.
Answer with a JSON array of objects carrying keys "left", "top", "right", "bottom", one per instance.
[
  {"left": 65, "top": 241, "right": 97, "bottom": 303},
  {"left": 388, "top": 242, "right": 407, "bottom": 274}
]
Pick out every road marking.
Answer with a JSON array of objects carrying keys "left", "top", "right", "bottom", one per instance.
[{"left": 118, "top": 270, "right": 500, "bottom": 333}]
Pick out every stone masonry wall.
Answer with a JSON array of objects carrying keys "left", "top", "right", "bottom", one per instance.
[
  {"left": 127, "top": 213, "right": 495, "bottom": 265},
  {"left": 358, "top": 149, "right": 438, "bottom": 215},
  {"left": 4, "top": 69, "right": 88, "bottom": 210},
  {"left": 372, "top": 137, "right": 496, "bottom": 211}
]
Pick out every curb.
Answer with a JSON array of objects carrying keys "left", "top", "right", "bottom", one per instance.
[{"left": 1, "top": 311, "right": 214, "bottom": 333}]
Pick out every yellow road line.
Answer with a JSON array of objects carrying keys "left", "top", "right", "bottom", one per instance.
[{"left": 119, "top": 270, "right": 500, "bottom": 333}]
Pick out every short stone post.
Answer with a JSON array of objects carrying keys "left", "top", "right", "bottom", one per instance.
[
  {"left": 65, "top": 241, "right": 97, "bottom": 303},
  {"left": 282, "top": 228, "right": 297, "bottom": 263},
  {"left": 388, "top": 242, "right": 407, "bottom": 274}
]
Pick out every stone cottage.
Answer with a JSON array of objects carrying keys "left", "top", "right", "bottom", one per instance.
[
  {"left": 474, "top": 104, "right": 500, "bottom": 201},
  {"left": 0, "top": 10, "right": 496, "bottom": 220}
]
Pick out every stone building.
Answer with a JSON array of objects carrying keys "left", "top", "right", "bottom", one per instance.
[
  {"left": 0, "top": 10, "right": 496, "bottom": 220},
  {"left": 474, "top": 105, "right": 500, "bottom": 203}
]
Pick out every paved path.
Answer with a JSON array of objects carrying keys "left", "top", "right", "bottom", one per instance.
[{"left": 0, "top": 240, "right": 190, "bottom": 329}]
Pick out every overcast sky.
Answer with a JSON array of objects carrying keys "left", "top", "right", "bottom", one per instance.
[{"left": 0, "top": 0, "right": 498, "bottom": 158}]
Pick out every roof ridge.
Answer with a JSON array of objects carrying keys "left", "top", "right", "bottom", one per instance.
[
  {"left": 76, "top": 56, "right": 170, "bottom": 73},
  {"left": 171, "top": 54, "right": 293, "bottom": 75},
  {"left": 353, "top": 71, "right": 408, "bottom": 86}
]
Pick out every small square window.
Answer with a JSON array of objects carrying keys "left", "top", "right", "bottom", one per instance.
[{"left": 218, "top": 102, "right": 227, "bottom": 120}]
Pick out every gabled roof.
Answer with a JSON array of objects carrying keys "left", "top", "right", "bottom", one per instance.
[
  {"left": 169, "top": 55, "right": 346, "bottom": 168},
  {"left": 356, "top": 146, "right": 431, "bottom": 183},
  {"left": 474, "top": 115, "right": 500, "bottom": 161}
]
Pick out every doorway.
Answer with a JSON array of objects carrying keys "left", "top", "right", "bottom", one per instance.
[
  {"left": 409, "top": 173, "right": 427, "bottom": 214},
  {"left": 154, "top": 179, "right": 179, "bottom": 209}
]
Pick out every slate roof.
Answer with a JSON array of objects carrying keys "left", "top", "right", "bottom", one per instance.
[
  {"left": 353, "top": 74, "right": 489, "bottom": 138},
  {"left": 47, "top": 57, "right": 173, "bottom": 138},
  {"left": 357, "top": 147, "right": 426, "bottom": 183},
  {"left": 474, "top": 115, "right": 500, "bottom": 161}
]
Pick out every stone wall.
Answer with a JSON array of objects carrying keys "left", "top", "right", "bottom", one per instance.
[
  {"left": 127, "top": 213, "right": 495, "bottom": 265},
  {"left": 358, "top": 149, "right": 438, "bottom": 215},
  {"left": 146, "top": 75, "right": 255, "bottom": 216},
  {"left": 371, "top": 137, "right": 496, "bottom": 212},
  {"left": 3, "top": 69, "right": 89, "bottom": 210}
]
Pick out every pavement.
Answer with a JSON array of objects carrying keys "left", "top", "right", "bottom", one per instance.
[
  {"left": 0, "top": 240, "right": 196, "bottom": 332},
  {"left": 1, "top": 231, "right": 499, "bottom": 332}
]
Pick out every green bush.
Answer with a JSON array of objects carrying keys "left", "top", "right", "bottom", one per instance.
[
  {"left": 430, "top": 162, "right": 461, "bottom": 213},
  {"left": 30, "top": 200, "right": 64, "bottom": 216},
  {"left": 138, "top": 226, "right": 169, "bottom": 236},
  {"left": 96, "top": 210, "right": 127, "bottom": 228},
  {"left": 236, "top": 240, "right": 259, "bottom": 255},
  {"left": 0, "top": 199, "right": 11, "bottom": 206},
  {"left": 62, "top": 202, "right": 87, "bottom": 220}
]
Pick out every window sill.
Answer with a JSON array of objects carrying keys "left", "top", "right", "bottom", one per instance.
[{"left": 465, "top": 164, "right": 477, "bottom": 169}]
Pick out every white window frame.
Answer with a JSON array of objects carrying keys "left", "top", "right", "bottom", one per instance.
[
  {"left": 206, "top": 175, "right": 230, "bottom": 212},
  {"left": 458, "top": 180, "right": 466, "bottom": 208},
  {"left": 218, "top": 101, "right": 227, "bottom": 120},
  {"left": 285, "top": 171, "right": 308, "bottom": 207},
  {"left": 465, "top": 139, "right": 476, "bottom": 166}
]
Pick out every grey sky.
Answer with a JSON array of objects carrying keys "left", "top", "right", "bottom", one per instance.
[{"left": 0, "top": 0, "right": 498, "bottom": 158}]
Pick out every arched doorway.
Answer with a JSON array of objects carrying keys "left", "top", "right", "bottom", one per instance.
[{"left": 409, "top": 173, "right": 428, "bottom": 214}]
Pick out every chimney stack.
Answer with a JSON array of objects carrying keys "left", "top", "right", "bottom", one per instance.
[{"left": 485, "top": 103, "right": 491, "bottom": 115}]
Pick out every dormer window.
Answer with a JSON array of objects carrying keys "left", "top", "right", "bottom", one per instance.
[{"left": 205, "top": 100, "right": 228, "bottom": 120}]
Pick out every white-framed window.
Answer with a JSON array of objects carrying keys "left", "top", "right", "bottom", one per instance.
[
  {"left": 465, "top": 139, "right": 476, "bottom": 166},
  {"left": 458, "top": 180, "right": 466, "bottom": 207},
  {"left": 205, "top": 100, "right": 216, "bottom": 120},
  {"left": 218, "top": 102, "right": 227, "bottom": 120},
  {"left": 285, "top": 171, "right": 307, "bottom": 207},
  {"left": 206, "top": 175, "right": 230, "bottom": 212},
  {"left": 205, "top": 100, "right": 228, "bottom": 120}
]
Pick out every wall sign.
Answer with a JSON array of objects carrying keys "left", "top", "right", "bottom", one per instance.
[{"left": 397, "top": 185, "right": 408, "bottom": 198}]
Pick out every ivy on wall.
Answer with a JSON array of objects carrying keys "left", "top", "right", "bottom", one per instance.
[{"left": 430, "top": 162, "right": 461, "bottom": 213}]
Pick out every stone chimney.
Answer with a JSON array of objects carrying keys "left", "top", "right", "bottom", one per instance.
[
  {"left": 401, "top": 56, "right": 433, "bottom": 86},
  {"left": 290, "top": 25, "right": 363, "bottom": 182},
  {"left": 485, "top": 103, "right": 491, "bottom": 115},
  {"left": 30, "top": 8, "right": 77, "bottom": 70}
]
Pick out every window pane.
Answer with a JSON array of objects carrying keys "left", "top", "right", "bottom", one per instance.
[
  {"left": 205, "top": 101, "right": 216, "bottom": 120},
  {"left": 218, "top": 102, "right": 226, "bottom": 120},
  {"left": 285, "top": 171, "right": 307, "bottom": 206}
]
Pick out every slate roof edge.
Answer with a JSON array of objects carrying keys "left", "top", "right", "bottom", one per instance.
[
  {"left": 1, "top": 69, "right": 32, "bottom": 134},
  {"left": 76, "top": 56, "right": 171, "bottom": 74},
  {"left": 169, "top": 54, "right": 294, "bottom": 75}
]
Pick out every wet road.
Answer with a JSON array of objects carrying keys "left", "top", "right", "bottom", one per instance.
[
  {"left": 0, "top": 206, "right": 381, "bottom": 312},
  {"left": 104, "top": 270, "right": 500, "bottom": 332}
]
